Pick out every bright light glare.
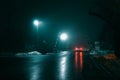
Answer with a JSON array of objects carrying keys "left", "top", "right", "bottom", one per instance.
[
  {"left": 60, "top": 33, "right": 68, "bottom": 41},
  {"left": 34, "top": 20, "right": 39, "bottom": 27},
  {"left": 33, "top": 20, "right": 43, "bottom": 27}
]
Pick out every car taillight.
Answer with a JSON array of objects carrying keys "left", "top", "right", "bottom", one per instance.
[
  {"left": 80, "top": 48, "right": 83, "bottom": 51},
  {"left": 75, "top": 47, "right": 79, "bottom": 51}
]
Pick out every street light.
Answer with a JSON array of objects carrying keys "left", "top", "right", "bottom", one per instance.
[
  {"left": 33, "top": 20, "right": 39, "bottom": 27},
  {"left": 54, "top": 32, "right": 69, "bottom": 52},
  {"left": 33, "top": 20, "right": 43, "bottom": 28},
  {"left": 59, "top": 33, "right": 69, "bottom": 51},
  {"left": 33, "top": 19, "right": 43, "bottom": 32},
  {"left": 33, "top": 19, "right": 43, "bottom": 50},
  {"left": 60, "top": 33, "right": 68, "bottom": 41}
]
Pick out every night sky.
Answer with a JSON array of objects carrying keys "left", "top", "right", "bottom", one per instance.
[{"left": 0, "top": 0, "right": 106, "bottom": 52}]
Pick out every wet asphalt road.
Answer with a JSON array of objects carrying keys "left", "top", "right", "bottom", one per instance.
[{"left": 0, "top": 51, "right": 119, "bottom": 80}]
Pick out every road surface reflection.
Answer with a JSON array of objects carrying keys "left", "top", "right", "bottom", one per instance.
[
  {"left": 27, "top": 57, "right": 42, "bottom": 80},
  {"left": 0, "top": 51, "right": 84, "bottom": 80},
  {"left": 75, "top": 52, "right": 83, "bottom": 72},
  {"left": 59, "top": 57, "right": 67, "bottom": 80},
  {"left": 29, "top": 64, "right": 40, "bottom": 80}
]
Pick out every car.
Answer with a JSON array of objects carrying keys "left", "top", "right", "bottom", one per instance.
[{"left": 74, "top": 47, "right": 83, "bottom": 52}]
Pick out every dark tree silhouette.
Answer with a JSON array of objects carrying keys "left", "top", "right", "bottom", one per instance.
[{"left": 89, "top": 0, "right": 120, "bottom": 57}]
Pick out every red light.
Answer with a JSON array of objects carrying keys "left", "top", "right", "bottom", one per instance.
[
  {"left": 74, "top": 47, "right": 84, "bottom": 51},
  {"left": 80, "top": 52, "right": 83, "bottom": 71},
  {"left": 80, "top": 48, "right": 83, "bottom": 51},
  {"left": 75, "top": 52, "right": 78, "bottom": 72}
]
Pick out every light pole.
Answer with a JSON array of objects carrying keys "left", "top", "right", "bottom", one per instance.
[
  {"left": 54, "top": 32, "right": 69, "bottom": 52},
  {"left": 33, "top": 20, "right": 43, "bottom": 50},
  {"left": 33, "top": 20, "right": 43, "bottom": 32}
]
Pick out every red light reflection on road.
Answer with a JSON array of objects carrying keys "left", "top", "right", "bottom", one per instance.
[
  {"left": 75, "top": 52, "right": 78, "bottom": 70},
  {"left": 80, "top": 52, "right": 83, "bottom": 71},
  {"left": 75, "top": 52, "right": 83, "bottom": 72}
]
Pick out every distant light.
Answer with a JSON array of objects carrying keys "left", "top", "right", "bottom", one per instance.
[
  {"left": 60, "top": 33, "right": 68, "bottom": 41},
  {"left": 75, "top": 47, "right": 79, "bottom": 51},
  {"left": 80, "top": 48, "right": 83, "bottom": 51},
  {"left": 74, "top": 47, "right": 83, "bottom": 51}
]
